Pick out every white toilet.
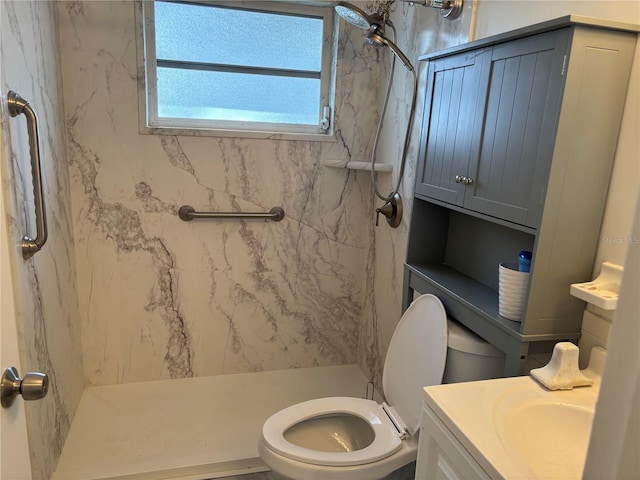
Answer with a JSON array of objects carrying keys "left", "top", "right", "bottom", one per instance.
[{"left": 258, "top": 294, "right": 504, "bottom": 480}]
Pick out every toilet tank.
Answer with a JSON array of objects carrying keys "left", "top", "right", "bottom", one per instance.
[{"left": 443, "top": 318, "right": 505, "bottom": 383}]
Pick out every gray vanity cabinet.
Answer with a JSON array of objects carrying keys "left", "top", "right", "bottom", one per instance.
[
  {"left": 405, "top": 17, "right": 638, "bottom": 375},
  {"left": 416, "top": 29, "right": 570, "bottom": 229}
]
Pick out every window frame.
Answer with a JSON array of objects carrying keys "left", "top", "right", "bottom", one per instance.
[{"left": 139, "top": 0, "right": 336, "bottom": 140}]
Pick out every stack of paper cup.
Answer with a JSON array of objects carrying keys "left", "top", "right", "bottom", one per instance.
[{"left": 498, "top": 262, "right": 530, "bottom": 321}]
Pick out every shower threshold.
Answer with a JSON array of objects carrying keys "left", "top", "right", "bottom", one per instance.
[{"left": 52, "top": 364, "right": 372, "bottom": 480}]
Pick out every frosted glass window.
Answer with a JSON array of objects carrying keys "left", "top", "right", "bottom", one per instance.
[
  {"left": 157, "top": 68, "right": 321, "bottom": 125},
  {"left": 143, "top": 0, "right": 334, "bottom": 136},
  {"left": 155, "top": 2, "right": 323, "bottom": 72}
]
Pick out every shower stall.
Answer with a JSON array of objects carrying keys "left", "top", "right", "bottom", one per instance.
[
  {"left": 0, "top": 1, "right": 471, "bottom": 478},
  {"left": 0, "top": 1, "right": 378, "bottom": 478}
]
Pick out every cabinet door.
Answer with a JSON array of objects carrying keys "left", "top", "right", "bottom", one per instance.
[
  {"left": 415, "top": 50, "right": 484, "bottom": 205},
  {"left": 416, "top": 407, "right": 491, "bottom": 480},
  {"left": 463, "top": 29, "right": 570, "bottom": 227}
]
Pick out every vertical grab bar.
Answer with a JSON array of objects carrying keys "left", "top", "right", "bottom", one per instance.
[{"left": 7, "top": 91, "right": 47, "bottom": 259}]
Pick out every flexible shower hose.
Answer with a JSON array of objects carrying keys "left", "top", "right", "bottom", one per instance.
[{"left": 370, "top": 24, "right": 418, "bottom": 204}]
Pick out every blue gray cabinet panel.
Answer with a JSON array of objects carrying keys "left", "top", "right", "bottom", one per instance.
[
  {"left": 465, "top": 30, "right": 570, "bottom": 227},
  {"left": 406, "top": 19, "right": 637, "bottom": 375},
  {"left": 416, "top": 51, "right": 483, "bottom": 205}
]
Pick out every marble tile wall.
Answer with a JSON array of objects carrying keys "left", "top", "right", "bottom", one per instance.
[
  {"left": 0, "top": 2, "right": 84, "bottom": 478},
  {"left": 56, "top": 1, "right": 380, "bottom": 386},
  {"left": 357, "top": 2, "right": 472, "bottom": 387},
  {"left": 55, "top": 0, "right": 473, "bottom": 392}
]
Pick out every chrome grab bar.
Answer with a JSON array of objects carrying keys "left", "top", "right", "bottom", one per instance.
[
  {"left": 7, "top": 91, "right": 47, "bottom": 259},
  {"left": 178, "top": 205, "right": 285, "bottom": 222}
]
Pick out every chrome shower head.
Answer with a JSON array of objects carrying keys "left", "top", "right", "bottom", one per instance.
[
  {"left": 366, "top": 31, "right": 413, "bottom": 71},
  {"left": 334, "top": 2, "right": 376, "bottom": 30},
  {"left": 335, "top": 2, "right": 413, "bottom": 71}
]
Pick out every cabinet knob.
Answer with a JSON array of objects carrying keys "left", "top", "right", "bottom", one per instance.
[{"left": 455, "top": 175, "right": 474, "bottom": 186}]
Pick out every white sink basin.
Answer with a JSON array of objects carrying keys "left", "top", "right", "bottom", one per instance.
[
  {"left": 490, "top": 375, "right": 599, "bottom": 479},
  {"left": 424, "top": 365, "right": 602, "bottom": 479},
  {"left": 499, "top": 400, "right": 594, "bottom": 478}
]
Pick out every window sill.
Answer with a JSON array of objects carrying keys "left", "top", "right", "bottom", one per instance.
[{"left": 140, "top": 124, "right": 337, "bottom": 142}]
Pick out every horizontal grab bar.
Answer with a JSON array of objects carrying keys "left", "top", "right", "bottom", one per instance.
[{"left": 178, "top": 205, "right": 285, "bottom": 222}]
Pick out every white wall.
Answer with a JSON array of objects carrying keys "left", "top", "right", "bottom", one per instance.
[{"left": 584, "top": 191, "right": 640, "bottom": 479}]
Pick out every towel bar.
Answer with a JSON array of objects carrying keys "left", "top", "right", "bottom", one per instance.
[{"left": 178, "top": 205, "right": 285, "bottom": 222}]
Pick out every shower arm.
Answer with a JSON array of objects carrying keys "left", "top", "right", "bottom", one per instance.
[{"left": 398, "top": 0, "right": 464, "bottom": 20}]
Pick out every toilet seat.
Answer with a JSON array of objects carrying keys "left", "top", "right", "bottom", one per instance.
[
  {"left": 261, "top": 396, "right": 403, "bottom": 466},
  {"left": 259, "top": 294, "right": 449, "bottom": 477},
  {"left": 382, "top": 293, "right": 448, "bottom": 434}
]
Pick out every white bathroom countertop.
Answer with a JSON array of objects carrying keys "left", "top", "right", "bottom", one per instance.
[
  {"left": 423, "top": 375, "right": 601, "bottom": 480},
  {"left": 53, "top": 365, "right": 372, "bottom": 480}
]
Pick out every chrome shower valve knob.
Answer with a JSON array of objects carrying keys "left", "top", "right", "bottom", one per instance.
[{"left": 375, "top": 193, "right": 403, "bottom": 228}]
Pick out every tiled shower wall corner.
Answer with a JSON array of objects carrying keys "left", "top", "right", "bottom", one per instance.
[
  {"left": 1, "top": 2, "right": 84, "bottom": 478},
  {"left": 358, "top": 2, "right": 472, "bottom": 387}
]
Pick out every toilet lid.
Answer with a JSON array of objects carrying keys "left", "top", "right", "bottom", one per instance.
[
  {"left": 382, "top": 294, "right": 447, "bottom": 435},
  {"left": 261, "top": 397, "right": 403, "bottom": 466}
]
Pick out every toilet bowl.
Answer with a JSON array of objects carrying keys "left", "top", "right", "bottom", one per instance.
[
  {"left": 258, "top": 396, "right": 419, "bottom": 480},
  {"left": 258, "top": 294, "right": 503, "bottom": 480}
]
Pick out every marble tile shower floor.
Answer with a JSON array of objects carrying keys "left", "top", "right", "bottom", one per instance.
[{"left": 52, "top": 365, "right": 370, "bottom": 480}]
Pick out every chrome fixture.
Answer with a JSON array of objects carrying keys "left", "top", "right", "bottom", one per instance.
[
  {"left": 178, "top": 205, "right": 285, "bottom": 222},
  {"left": 376, "top": 192, "right": 403, "bottom": 227},
  {"left": 398, "top": 0, "right": 464, "bottom": 20},
  {"left": 335, "top": 2, "right": 418, "bottom": 228},
  {"left": 335, "top": 2, "right": 375, "bottom": 29},
  {"left": 1, "top": 367, "right": 49, "bottom": 408},
  {"left": 455, "top": 174, "right": 474, "bottom": 185},
  {"left": 334, "top": 2, "right": 412, "bottom": 70},
  {"left": 7, "top": 91, "right": 48, "bottom": 259}
]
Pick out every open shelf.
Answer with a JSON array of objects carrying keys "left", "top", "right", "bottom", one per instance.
[
  {"left": 405, "top": 263, "right": 522, "bottom": 339},
  {"left": 404, "top": 260, "right": 581, "bottom": 375},
  {"left": 414, "top": 193, "right": 537, "bottom": 236}
]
